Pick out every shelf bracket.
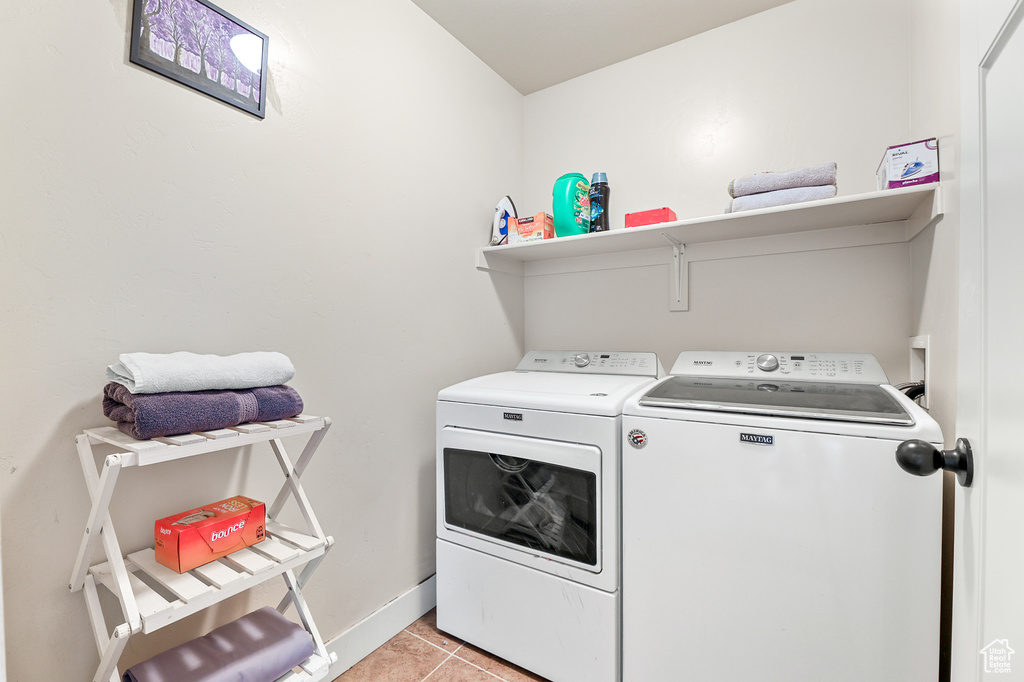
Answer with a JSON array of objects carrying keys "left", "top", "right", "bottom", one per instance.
[
  {"left": 905, "top": 183, "right": 945, "bottom": 240},
  {"left": 281, "top": 568, "right": 331, "bottom": 662},
  {"left": 73, "top": 436, "right": 141, "bottom": 631},
  {"left": 70, "top": 453, "right": 122, "bottom": 593},
  {"left": 269, "top": 437, "right": 327, "bottom": 542},
  {"left": 662, "top": 234, "right": 689, "bottom": 312}
]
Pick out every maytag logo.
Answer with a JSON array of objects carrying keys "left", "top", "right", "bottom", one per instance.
[
  {"left": 504, "top": 412, "right": 523, "bottom": 421},
  {"left": 740, "top": 433, "right": 774, "bottom": 446},
  {"left": 693, "top": 360, "right": 713, "bottom": 366}
]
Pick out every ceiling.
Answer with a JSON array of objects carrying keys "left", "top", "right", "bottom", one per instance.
[{"left": 409, "top": 0, "right": 795, "bottom": 94}]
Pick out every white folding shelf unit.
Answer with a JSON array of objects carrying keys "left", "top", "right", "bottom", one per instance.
[{"left": 69, "top": 414, "right": 337, "bottom": 682}]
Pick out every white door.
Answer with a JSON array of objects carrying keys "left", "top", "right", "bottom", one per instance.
[{"left": 954, "top": 0, "right": 1024, "bottom": 679}]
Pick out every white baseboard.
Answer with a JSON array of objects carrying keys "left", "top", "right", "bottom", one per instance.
[{"left": 325, "top": 574, "right": 437, "bottom": 677}]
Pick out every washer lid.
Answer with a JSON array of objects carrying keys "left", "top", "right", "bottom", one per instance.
[
  {"left": 438, "top": 351, "right": 663, "bottom": 416},
  {"left": 638, "top": 376, "right": 914, "bottom": 425},
  {"left": 438, "top": 370, "right": 661, "bottom": 416}
]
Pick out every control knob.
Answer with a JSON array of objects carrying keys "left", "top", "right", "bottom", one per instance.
[
  {"left": 756, "top": 354, "right": 779, "bottom": 372},
  {"left": 573, "top": 353, "right": 591, "bottom": 368}
]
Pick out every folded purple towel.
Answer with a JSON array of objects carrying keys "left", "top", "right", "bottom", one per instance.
[
  {"left": 728, "top": 161, "right": 838, "bottom": 198},
  {"left": 725, "top": 184, "right": 837, "bottom": 213},
  {"left": 103, "top": 383, "right": 304, "bottom": 440},
  {"left": 123, "top": 606, "right": 315, "bottom": 682}
]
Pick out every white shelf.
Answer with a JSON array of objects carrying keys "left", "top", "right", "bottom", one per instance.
[
  {"left": 89, "top": 523, "right": 328, "bottom": 635},
  {"left": 480, "top": 183, "right": 941, "bottom": 265},
  {"left": 477, "top": 183, "right": 942, "bottom": 271},
  {"left": 477, "top": 183, "right": 941, "bottom": 312},
  {"left": 83, "top": 414, "right": 326, "bottom": 467},
  {"left": 71, "top": 416, "right": 337, "bottom": 682}
]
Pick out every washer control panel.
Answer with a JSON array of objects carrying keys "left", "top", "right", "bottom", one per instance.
[
  {"left": 668, "top": 351, "right": 890, "bottom": 384},
  {"left": 516, "top": 351, "right": 663, "bottom": 377}
]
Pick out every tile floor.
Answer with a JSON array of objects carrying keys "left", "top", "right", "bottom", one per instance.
[{"left": 332, "top": 608, "right": 550, "bottom": 682}]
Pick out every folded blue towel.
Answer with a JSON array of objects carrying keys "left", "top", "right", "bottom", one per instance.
[
  {"left": 123, "top": 606, "right": 315, "bottom": 682},
  {"left": 103, "top": 383, "right": 304, "bottom": 440}
]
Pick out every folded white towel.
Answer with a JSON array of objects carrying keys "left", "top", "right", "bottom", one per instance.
[
  {"left": 107, "top": 351, "right": 295, "bottom": 394},
  {"left": 725, "top": 184, "right": 837, "bottom": 213},
  {"left": 729, "top": 161, "right": 837, "bottom": 198}
]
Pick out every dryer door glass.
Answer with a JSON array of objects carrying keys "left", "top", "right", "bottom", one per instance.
[{"left": 443, "top": 447, "right": 598, "bottom": 566}]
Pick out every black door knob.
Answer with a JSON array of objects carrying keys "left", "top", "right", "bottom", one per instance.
[{"left": 895, "top": 437, "right": 973, "bottom": 487}]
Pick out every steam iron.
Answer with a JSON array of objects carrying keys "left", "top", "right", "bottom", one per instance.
[
  {"left": 901, "top": 160, "right": 925, "bottom": 179},
  {"left": 490, "top": 195, "right": 517, "bottom": 245}
]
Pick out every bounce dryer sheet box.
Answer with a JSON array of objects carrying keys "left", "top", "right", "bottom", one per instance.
[
  {"left": 876, "top": 138, "right": 939, "bottom": 189},
  {"left": 625, "top": 207, "right": 677, "bottom": 228},
  {"left": 155, "top": 495, "right": 266, "bottom": 573},
  {"left": 508, "top": 212, "right": 554, "bottom": 244}
]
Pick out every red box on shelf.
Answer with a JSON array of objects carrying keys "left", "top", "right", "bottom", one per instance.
[
  {"left": 625, "top": 207, "right": 677, "bottom": 228},
  {"left": 155, "top": 495, "right": 266, "bottom": 573}
]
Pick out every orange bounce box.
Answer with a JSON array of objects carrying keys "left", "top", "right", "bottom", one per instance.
[{"left": 155, "top": 495, "right": 266, "bottom": 573}]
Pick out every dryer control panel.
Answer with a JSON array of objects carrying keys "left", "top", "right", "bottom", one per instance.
[
  {"left": 516, "top": 351, "right": 663, "bottom": 377},
  {"left": 668, "top": 351, "right": 890, "bottom": 384}
]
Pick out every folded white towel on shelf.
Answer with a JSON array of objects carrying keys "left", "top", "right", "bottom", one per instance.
[
  {"left": 729, "top": 161, "right": 837, "bottom": 198},
  {"left": 725, "top": 184, "right": 837, "bottom": 213},
  {"left": 107, "top": 351, "right": 295, "bottom": 394}
]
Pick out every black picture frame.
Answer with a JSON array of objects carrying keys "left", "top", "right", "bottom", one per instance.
[{"left": 129, "top": 0, "right": 269, "bottom": 118}]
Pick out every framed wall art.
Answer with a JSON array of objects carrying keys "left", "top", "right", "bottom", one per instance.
[{"left": 130, "top": 0, "right": 269, "bottom": 118}]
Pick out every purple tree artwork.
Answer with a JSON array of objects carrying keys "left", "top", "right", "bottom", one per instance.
[{"left": 130, "top": 0, "right": 268, "bottom": 118}]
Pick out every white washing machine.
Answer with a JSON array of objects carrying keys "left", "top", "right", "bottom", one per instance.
[
  {"left": 621, "top": 351, "right": 944, "bottom": 682},
  {"left": 436, "top": 351, "right": 663, "bottom": 682}
]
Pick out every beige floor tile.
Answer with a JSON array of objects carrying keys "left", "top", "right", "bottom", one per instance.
[
  {"left": 334, "top": 630, "right": 450, "bottom": 682},
  {"left": 424, "top": 656, "right": 500, "bottom": 681},
  {"left": 405, "top": 608, "right": 464, "bottom": 652},
  {"left": 453, "top": 643, "right": 550, "bottom": 682}
]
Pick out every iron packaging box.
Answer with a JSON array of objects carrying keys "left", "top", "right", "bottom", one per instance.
[{"left": 876, "top": 138, "right": 939, "bottom": 189}]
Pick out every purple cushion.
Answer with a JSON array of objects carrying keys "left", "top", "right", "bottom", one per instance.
[{"left": 123, "top": 607, "right": 315, "bottom": 682}]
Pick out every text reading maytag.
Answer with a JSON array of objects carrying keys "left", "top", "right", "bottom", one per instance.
[{"left": 740, "top": 433, "right": 774, "bottom": 445}]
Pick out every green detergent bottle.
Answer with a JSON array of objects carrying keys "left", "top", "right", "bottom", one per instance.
[{"left": 552, "top": 173, "right": 591, "bottom": 237}]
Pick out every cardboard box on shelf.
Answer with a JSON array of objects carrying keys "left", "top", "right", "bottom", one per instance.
[
  {"left": 509, "top": 212, "right": 554, "bottom": 244},
  {"left": 625, "top": 207, "right": 678, "bottom": 228},
  {"left": 877, "top": 138, "right": 939, "bottom": 190},
  {"left": 155, "top": 495, "right": 266, "bottom": 573}
]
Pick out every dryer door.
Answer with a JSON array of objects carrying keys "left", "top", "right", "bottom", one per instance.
[{"left": 439, "top": 427, "right": 601, "bottom": 572}]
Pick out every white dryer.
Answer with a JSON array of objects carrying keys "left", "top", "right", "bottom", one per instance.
[
  {"left": 621, "top": 351, "right": 943, "bottom": 682},
  {"left": 436, "top": 351, "right": 663, "bottom": 682}
]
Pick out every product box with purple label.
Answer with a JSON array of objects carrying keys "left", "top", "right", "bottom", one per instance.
[{"left": 876, "top": 138, "right": 939, "bottom": 190}]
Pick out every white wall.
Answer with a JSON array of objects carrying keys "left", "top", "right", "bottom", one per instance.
[
  {"left": 909, "top": 0, "right": 961, "bottom": 445},
  {"left": 517, "top": 5, "right": 961, "bottom": 674},
  {"left": 0, "top": 0, "right": 966, "bottom": 678},
  {"left": 521, "top": 0, "right": 923, "bottom": 383},
  {"left": 905, "top": 3, "right": 960, "bottom": 678},
  {"left": 0, "top": 0, "right": 523, "bottom": 678}
]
